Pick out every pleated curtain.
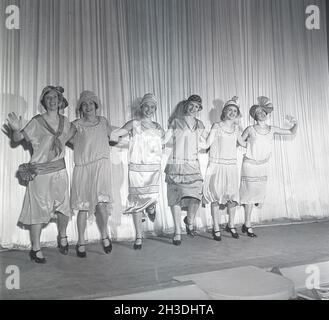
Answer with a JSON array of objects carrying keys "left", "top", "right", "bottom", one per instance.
[{"left": 1, "top": 0, "right": 329, "bottom": 248}]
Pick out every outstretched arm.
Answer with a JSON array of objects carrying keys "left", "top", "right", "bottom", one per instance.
[
  {"left": 272, "top": 117, "right": 298, "bottom": 136},
  {"left": 100, "top": 116, "right": 116, "bottom": 139},
  {"left": 204, "top": 123, "right": 218, "bottom": 149},
  {"left": 67, "top": 122, "right": 77, "bottom": 145},
  {"left": 6, "top": 112, "right": 24, "bottom": 142},
  {"left": 163, "top": 128, "right": 173, "bottom": 145},
  {"left": 239, "top": 126, "right": 251, "bottom": 145},
  {"left": 237, "top": 134, "right": 247, "bottom": 147},
  {"left": 110, "top": 119, "right": 134, "bottom": 142}
]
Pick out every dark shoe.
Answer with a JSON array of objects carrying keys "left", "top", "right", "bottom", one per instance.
[
  {"left": 212, "top": 229, "right": 222, "bottom": 241},
  {"left": 75, "top": 244, "right": 87, "bottom": 258},
  {"left": 133, "top": 238, "right": 142, "bottom": 250},
  {"left": 241, "top": 224, "right": 257, "bottom": 238},
  {"left": 172, "top": 234, "right": 182, "bottom": 246},
  {"left": 57, "top": 235, "right": 69, "bottom": 255},
  {"left": 29, "top": 249, "right": 47, "bottom": 264},
  {"left": 102, "top": 237, "right": 112, "bottom": 254},
  {"left": 225, "top": 224, "right": 240, "bottom": 239},
  {"left": 183, "top": 216, "right": 197, "bottom": 237},
  {"left": 146, "top": 204, "right": 156, "bottom": 222}
]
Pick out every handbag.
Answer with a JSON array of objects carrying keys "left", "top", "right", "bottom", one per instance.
[{"left": 17, "top": 163, "right": 37, "bottom": 182}]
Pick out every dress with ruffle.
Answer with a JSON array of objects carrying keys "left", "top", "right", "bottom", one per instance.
[
  {"left": 125, "top": 121, "right": 164, "bottom": 214},
  {"left": 165, "top": 117, "right": 205, "bottom": 208}
]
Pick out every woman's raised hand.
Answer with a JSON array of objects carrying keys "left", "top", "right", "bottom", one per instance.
[
  {"left": 285, "top": 115, "right": 297, "bottom": 125},
  {"left": 7, "top": 112, "right": 22, "bottom": 131}
]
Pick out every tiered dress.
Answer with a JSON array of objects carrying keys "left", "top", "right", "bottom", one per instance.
[{"left": 165, "top": 117, "right": 205, "bottom": 208}]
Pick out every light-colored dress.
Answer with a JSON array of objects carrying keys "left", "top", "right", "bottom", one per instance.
[
  {"left": 165, "top": 117, "right": 205, "bottom": 208},
  {"left": 125, "top": 121, "right": 164, "bottom": 214},
  {"left": 239, "top": 125, "right": 273, "bottom": 204},
  {"left": 19, "top": 115, "right": 71, "bottom": 226},
  {"left": 203, "top": 122, "right": 239, "bottom": 205},
  {"left": 70, "top": 116, "right": 112, "bottom": 214}
]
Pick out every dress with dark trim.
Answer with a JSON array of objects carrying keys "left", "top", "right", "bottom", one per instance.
[
  {"left": 125, "top": 120, "right": 164, "bottom": 214},
  {"left": 18, "top": 114, "right": 71, "bottom": 226}
]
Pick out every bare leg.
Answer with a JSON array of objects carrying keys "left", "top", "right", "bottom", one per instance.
[
  {"left": 226, "top": 202, "right": 239, "bottom": 238},
  {"left": 56, "top": 211, "right": 69, "bottom": 254},
  {"left": 96, "top": 203, "right": 112, "bottom": 252},
  {"left": 186, "top": 198, "right": 200, "bottom": 231},
  {"left": 244, "top": 204, "right": 253, "bottom": 228},
  {"left": 132, "top": 211, "right": 143, "bottom": 246},
  {"left": 31, "top": 224, "right": 43, "bottom": 258},
  {"left": 95, "top": 203, "right": 110, "bottom": 239},
  {"left": 227, "top": 203, "right": 237, "bottom": 228},
  {"left": 210, "top": 202, "right": 222, "bottom": 241},
  {"left": 170, "top": 205, "right": 182, "bottom": 241},
  {"left": 57, "top": 211, "right": 69, "bottom": 247},
  {"left": 242, "top": 204, "right": 257, "bottom": 237},
  {"left": 77, "top": 210, "right": 88, "bottom": 253},
  {"left": 211, "top": 202, "right": 220, "bottom": 232}
]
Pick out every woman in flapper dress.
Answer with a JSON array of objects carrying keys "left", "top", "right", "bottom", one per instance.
[
  {"left": 203, "top": 96, "right": 246, "bottom": 241},
  {"left": 6, "top": 86, "right": 75, "bottom": 263},
  {"left": 111, "top": 93, "right": 164, "bottom": 249},
  {"left": 70, "top": 91, "right": 113, "bottom": 258},
  {"left": 165, "top": 95, "right": 207, "bottom": 246},
  {"left": 239, "top": 96, "right": 298, "bottom": 237}
]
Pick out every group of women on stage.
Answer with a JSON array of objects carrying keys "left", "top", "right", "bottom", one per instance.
[{"left": 6, "top": 86, "right": 298, "bottom": 263}]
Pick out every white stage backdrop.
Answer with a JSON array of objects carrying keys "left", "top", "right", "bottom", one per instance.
[{"left": 1, "top": 0, "right": 329, "bottom": 248}]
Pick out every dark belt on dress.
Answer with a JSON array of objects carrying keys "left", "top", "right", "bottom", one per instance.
[{"left": 17, "top": 158, "right": 66, "bottom": 182}]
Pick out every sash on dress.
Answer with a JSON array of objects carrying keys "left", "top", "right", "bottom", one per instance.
[
  {"left": 17, "top": 115, "right": 66, "bottom": 182},
  {"left": 17, "top": 158, "right": 66, "bottom": 182}
]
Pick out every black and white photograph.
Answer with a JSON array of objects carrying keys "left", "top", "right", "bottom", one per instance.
[{"left": 0, "top": 0, "right": 329, "bottom": 304}]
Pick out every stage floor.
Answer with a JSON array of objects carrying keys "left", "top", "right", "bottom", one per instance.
[{"left": 1, "top": 220, "right": 329, "bottom": 300}]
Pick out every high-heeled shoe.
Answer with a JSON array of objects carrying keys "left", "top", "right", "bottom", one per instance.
[
  {"left": 241, "top": 224, "right": 257, "bottom": 238},
  {"left": 183, "top": 216, "right": 197, "bottom": 237},
  {"left": 212, "top": 229, "right": 222, "bottom": 241},
  {"left": 225, "top": 224, "right": 240, "bottom": 239},
  {"left": 29, "top": 249, "right": 47, "bottom": 264},
  {"left": 102, "top": 237, "right": 112, "bottom": 254},
  {"left": 57, "top": 235, "right": 69, "bottom": 255},
  {"left": 172, "top": 234, "right": 182, "bottom": 246},
  {"left": 133, "top": 238, "right": 142, "bottom": 250},
  {"left": 75, "top": 244, "right": 87, "bottom": 258}
]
